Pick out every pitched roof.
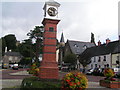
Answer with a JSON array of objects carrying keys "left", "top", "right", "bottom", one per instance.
[
  {"left": 5, "top": 52, "right": 22, "bottom": 57},
  {"left": 112, "top": 41, "right": 120, "bottom": 54},
  {"left": 45, "top": 0, "right": 60, "bottom": 7},
  {"left": 67, "top": 40, "right": 95, "bottom": 54},
  {"left": 80, "top": 40, "right": 119, "bottom": 58}
]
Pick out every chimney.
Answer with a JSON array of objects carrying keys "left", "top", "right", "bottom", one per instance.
[
  {"left": 98, "top": 40, "right": 101, "bottom": 46},
  {"left": 106, "top": 38, "right": 111, "bottom": 44}
]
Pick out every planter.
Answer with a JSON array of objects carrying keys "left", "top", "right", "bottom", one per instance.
[{"left": 100, "top": 80, "right": 120, "bottom": 88}]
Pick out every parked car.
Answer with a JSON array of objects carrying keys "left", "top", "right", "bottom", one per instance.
[
  {"left": 113, "top": 68, "right": 120, "bottom": 78},
  {"left": 92, "top": 68, "right": 102, "bottom": 76},
  {"left": 61, "top": 63, "right": 71, "bottom": 72},
  {"left": 86, "top": 69, "right": 94, "bottom": 75},
  {"left": 12, "top": 64, "right": 18, "bottom": 70},
  {"left": 18, "top": 65, "right": 24, "bottom": 68},
  {"left": 2, "top": 63, "right": 9, "bottom": 69}
]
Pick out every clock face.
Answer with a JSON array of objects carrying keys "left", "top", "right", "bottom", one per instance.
[{"left": 47, "top": 7, "right": 58, "bottom": 16}]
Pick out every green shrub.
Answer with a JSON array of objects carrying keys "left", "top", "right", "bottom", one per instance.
[{"left": 21, "top": 76, "right": 61, "bottom": 89}]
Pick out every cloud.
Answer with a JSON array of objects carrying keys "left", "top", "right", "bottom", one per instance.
[
  {"left": 57, "top": 0, "right": 119, "bottom": 43},
  {"left": 1, "top": 0, "right": 120, "bottom": 44}
]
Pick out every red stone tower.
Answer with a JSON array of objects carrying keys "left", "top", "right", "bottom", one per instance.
[{"left": 39, "top": 0, "right": 60, "bottom": 79}]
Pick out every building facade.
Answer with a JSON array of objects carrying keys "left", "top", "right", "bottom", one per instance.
[
  {"left": 3, "top": 51, "right": 22, "bottom": 68},
  {"left": 84, "top": 40, "right": 120, "bottom": 70}
]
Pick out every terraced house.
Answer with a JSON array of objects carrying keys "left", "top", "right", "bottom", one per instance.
[{"left": 81, "top": 39, "right": 120, "bottom": 69}]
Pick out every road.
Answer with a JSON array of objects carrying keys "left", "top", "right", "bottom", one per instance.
[
  {"left": 1, "top": 69, "right": 118, "bottom": 89},
  {"left": 1, "top": 68, "right": 31, "bottom": 88},
  {"left": 2, "top": 69, "right": 105, "bottom": 81},
  {"left": 59, "top": 72, "right": 105, "bottom": 82},
  {"left": 1, "top": 68, "right": 31, "bottom": 79}
]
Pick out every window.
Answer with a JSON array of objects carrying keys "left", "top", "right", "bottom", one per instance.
[
  {"left": 107, "top": 64, "right": 109, "bottom": 67},
  {"left": 74, "top": 44, "right": 78, "bottom": 47},
  {"left": 104, "top": 65, "right": 107, "bottom": 68},
  {"left": 116, "top": 56, "right": 119, "bottom": 64},
  {"left": 15, "top": 57, "right": 18, "bottom": 60},
  {"left": 117, "top": 56, "right": 119, "bottom": 60},
  {"left": 103, "top": 56, "right": 106, "bottom": 61},
  {"left": 49, "top": 27, "right": 54, "bottom": 32},
  {"left": 9, "top": 61, "right": 12, "bottom": 63},
  {"left": 83, "top": 45, "right": 87, "bottom": 50},
  {"left": 116, "top": 60, "right": 119, "bottom": 64},
  {"left": 95, "top": 64, "right": 97, "bottom": 68},
  {"left": 98, "top": 57, "right": 101, "bottom": 62},
  {"left": 99, "top": 65, "right": 101, "bottom": 68},
  {"left": 94, "top": 57, "right": 96, "bottom": 62},
  {"left": 91, "top": 64, "right": 93, "bottom": 68},
  {"left": 9, "top": 56, "right": 12, "bottom": 61}
]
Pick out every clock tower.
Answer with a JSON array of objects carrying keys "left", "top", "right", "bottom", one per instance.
[{"left": 39, "top": 0, "right": 60, "bottom": 79}]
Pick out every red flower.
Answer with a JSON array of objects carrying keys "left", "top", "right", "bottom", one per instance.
[
  {"left": 71, "top": 78, "right": 74, "bottom": 80},
  {"left": 69, "top": 82, "right": 74, "bottom": 86},
  {"left": 77, "top": 82, "right": 80, "bottom": 85},
  {"left": 66, "top": 80, "right": 70, "bottom": 83}
]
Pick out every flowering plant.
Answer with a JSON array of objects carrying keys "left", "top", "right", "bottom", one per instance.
[
  {"left": 28, "top": 63, "right": 40, "bottom": 76},
  {"left": 62, "top": 71, "right": 88, "bottom": 89},
  {"left": 104, "top": 68, "right": 115, "bottom": 80}
]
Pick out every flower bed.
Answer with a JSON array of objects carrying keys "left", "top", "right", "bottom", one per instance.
[
  {"left": 62, "top": 71, "right": 88, "bottom": 89},
  {"left": 99, "top": 68, "right": 120, "bottom": 88},
  {"left": 100, "top": 80, "right": 120, "bottom": 88}
]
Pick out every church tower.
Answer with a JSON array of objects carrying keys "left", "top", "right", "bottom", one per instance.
[
  {"left": 58, "top": 32, "right": 65, "bottom": 67},
  {"left": 39, "top": 0, "right": 60, "bottom": 79}
]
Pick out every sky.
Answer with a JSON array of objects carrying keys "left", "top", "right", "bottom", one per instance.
[{"left": 1, "top": 0, "right": 120, "bottom": 44}]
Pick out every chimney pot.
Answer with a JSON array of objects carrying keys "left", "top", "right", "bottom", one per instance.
[
  {"left": 98, "top": 40, "right": 101, "bottom": 46},
  {"left": 106, "top": 38, "right": 110, "bottom": 44}
]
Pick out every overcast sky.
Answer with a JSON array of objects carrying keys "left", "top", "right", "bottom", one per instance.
[{"left": 1, "top": 0, "right": 120, "bottom": 44}]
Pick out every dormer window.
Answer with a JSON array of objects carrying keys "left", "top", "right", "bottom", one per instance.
[
  {"left": 83, "top": 45, "right": 87, "bottom": 50},
  {"left": 74, "top": 44, "right": 78, "bottom": 47}
]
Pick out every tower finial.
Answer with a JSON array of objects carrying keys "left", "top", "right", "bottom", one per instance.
[{"left": 60, "top": 32, "right": 64, "bottom": 43}]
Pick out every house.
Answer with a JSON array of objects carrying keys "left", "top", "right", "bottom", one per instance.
[
  {"left": 63, "top": 40, "right": 95, "bottom": 69},
  {"left": 3, "top": 51, "right": 22, "bottom": 68},
  {"left": 81, "top": 39, "right": 119, "bottom": 70},
  {"left": 64, "top": 40, "right": 95, "bottom": 55},
  {"left": 111, "top": 41, "right": 120, "bottom": 68}
]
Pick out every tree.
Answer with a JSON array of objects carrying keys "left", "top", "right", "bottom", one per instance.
[
  {"left": 90, "top": 32, "right": 95, "bottom": 45},
  {"left": 63, "top": 53, "right": 77, "bottom": 65},
  {"left": 78, "top": 51, "right": 91, "bottom": 73},
  {"left": 1, "top": 37, "right": 6, "bottom": 56},
  {"left": 18, "top": 39, "right": 34, "bottom": 58},
  {"left": 4, "top": 34, "right": 17, "bottom": 51},
  {"left": 27, "top": 26, "right": 44, "bottom": 62},
  {"left": 18, "top": 57, "right": 32, "bottom": 66}
]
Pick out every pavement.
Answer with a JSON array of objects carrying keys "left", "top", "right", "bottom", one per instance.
[
  {"left": 9, "top": 70, "right": 29, "bottom": 75},
  {"left": 1, "top": 70, "right": 107, "bottom": 89}
]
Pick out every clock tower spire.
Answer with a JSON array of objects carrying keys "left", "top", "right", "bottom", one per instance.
[{"left": 39, "top": 0, "right": 60, "bottom": 79}]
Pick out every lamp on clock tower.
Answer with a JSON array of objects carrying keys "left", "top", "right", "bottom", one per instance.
[{"left": 39, "top": 0, "right": 60, "bottom": 79}]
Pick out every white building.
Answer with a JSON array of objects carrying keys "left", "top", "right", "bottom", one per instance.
[{"left": 81, "top": 39, "right": 119, "bottom": 70}]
